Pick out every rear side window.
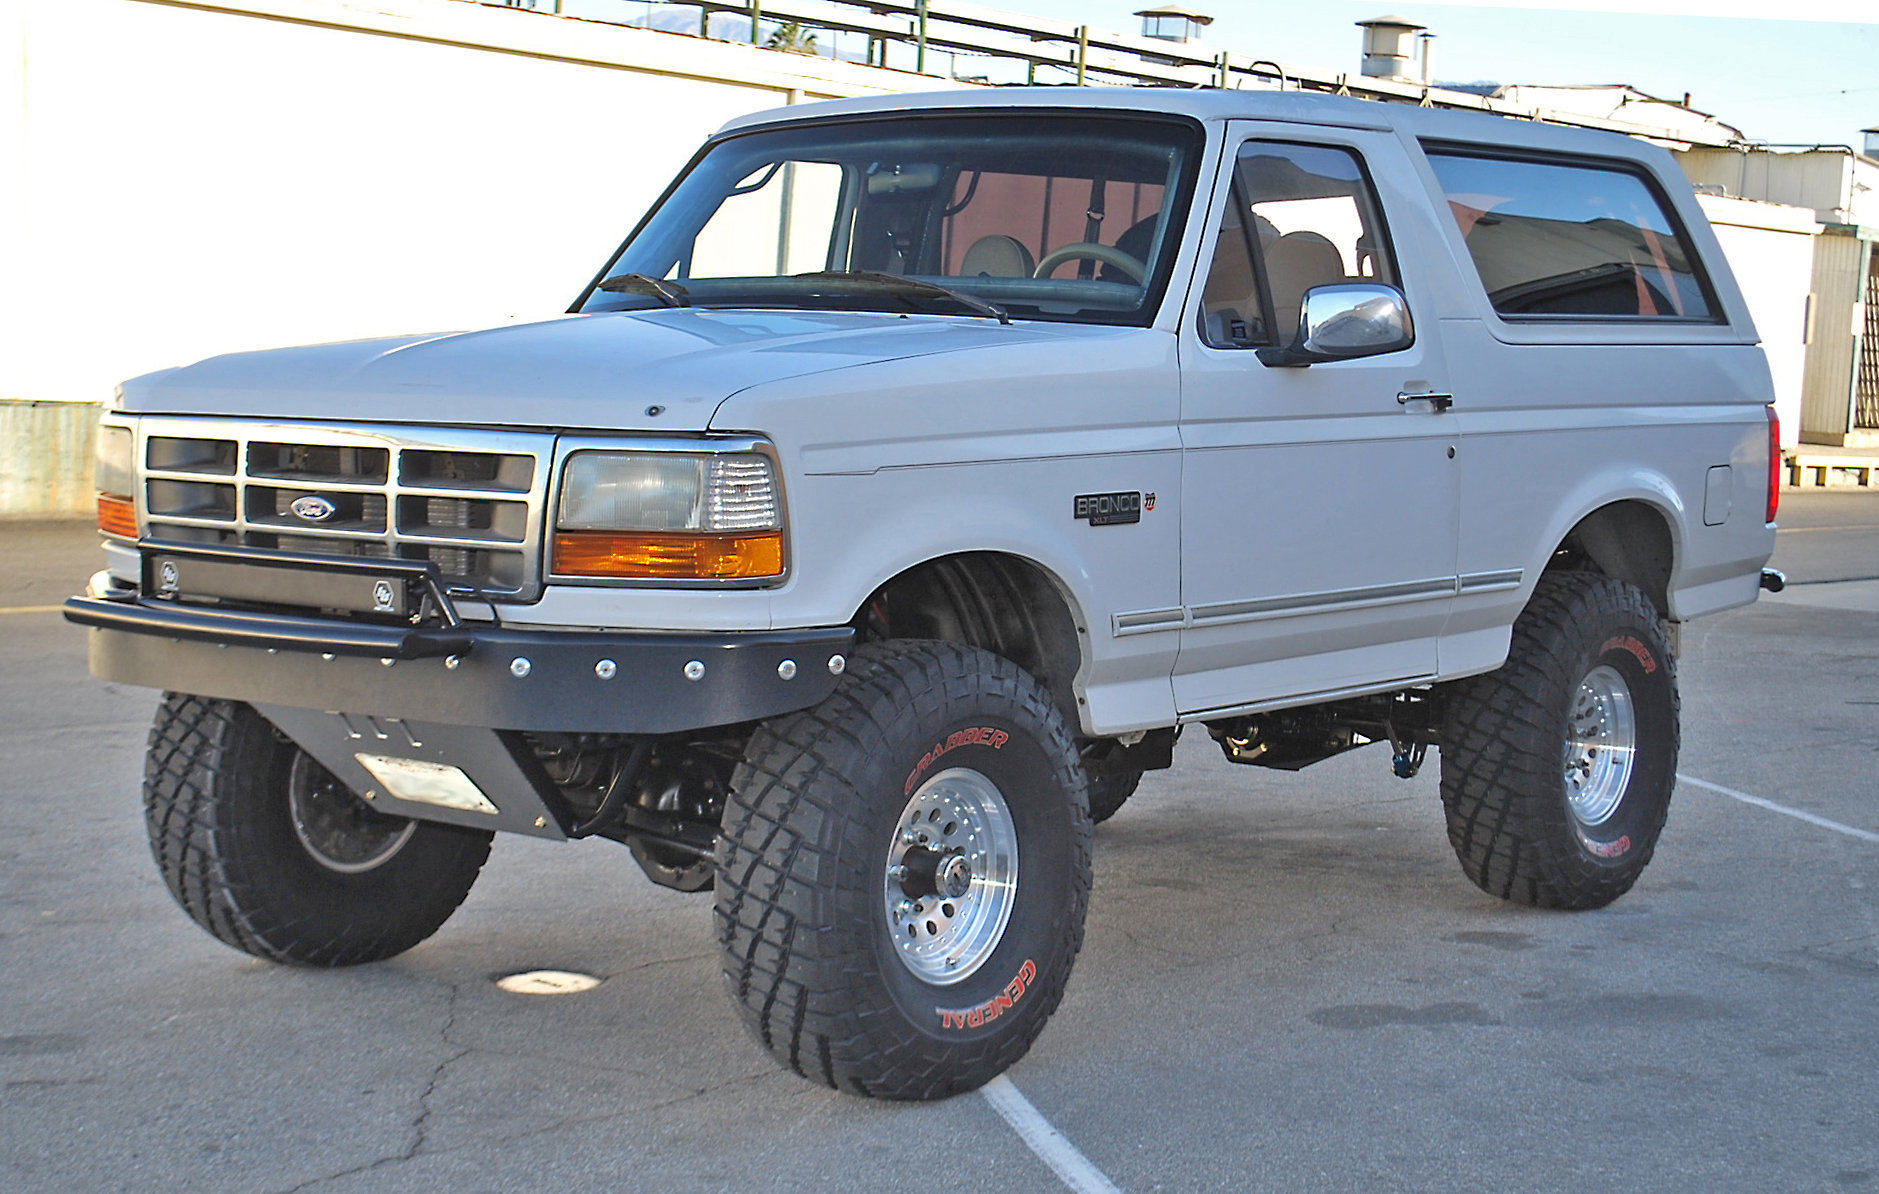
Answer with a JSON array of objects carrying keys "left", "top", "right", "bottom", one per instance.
[{"left": 1425, "top": 150, "right": 1714, "bottom": 321}]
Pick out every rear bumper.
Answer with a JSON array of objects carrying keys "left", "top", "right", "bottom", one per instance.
[{"left": 68, "top": 593, "right": 853, "bottom": 735}]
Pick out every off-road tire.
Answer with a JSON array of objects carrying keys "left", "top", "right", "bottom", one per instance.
[
  {"left": 144, "top": 693, "right": 493, "bottom": 966},
  {"left": 1086, "top": 768, "right": 1143, "bottom": 824},
  {"left": 1439, "top": 572, "right": 1679, "bottom": 910},
  {"left": 715, "top": 640, "right": 1092, "bottom": 1100}
]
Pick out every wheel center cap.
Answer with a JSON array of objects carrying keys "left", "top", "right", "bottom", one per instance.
[
  {"left": 897, "top": 845, "right": 975, "bottom": 900},
  {"left": 937, "top": 854, "right": 974, "bottom": 899}
]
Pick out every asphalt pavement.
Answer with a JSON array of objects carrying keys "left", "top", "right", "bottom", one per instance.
[{"left": 2, "top": 492, "right": 1874, "bottom": 1193}]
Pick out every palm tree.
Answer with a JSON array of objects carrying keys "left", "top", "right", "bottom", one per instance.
[{"left": 766, "top": 21, "right": 818, "bottom": 54}]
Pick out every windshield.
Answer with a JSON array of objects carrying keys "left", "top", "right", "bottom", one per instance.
[{"left": 576, "top": 113, "right": 1203, "bottom": 326}]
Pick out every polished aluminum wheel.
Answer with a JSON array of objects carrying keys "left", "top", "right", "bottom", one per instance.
[
  {"left": 1563, "top": 663, "right": 1637, "bottom": 828},
  {"left": 289, "top": 752, "right": 417, "bottom": 874},
  {"left": 883, "top": 767, "right": 1018, "bottom": 985}
]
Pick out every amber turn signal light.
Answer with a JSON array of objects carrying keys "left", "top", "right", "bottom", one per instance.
[
  {"left": 553, "top": 531, "right": 784, "bottom": 580},
  {"left": 97, "top": 494, "right": 137, "bottom": 539}
]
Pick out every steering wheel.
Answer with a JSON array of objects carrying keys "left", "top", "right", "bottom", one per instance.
[{"left": 1032, "top": 242, "right": 1148, "bottom": 284}]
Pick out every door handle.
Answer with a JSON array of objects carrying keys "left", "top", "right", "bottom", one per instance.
[{"left": 1397, "top": 391, "right": 1454, "bottom": 412}]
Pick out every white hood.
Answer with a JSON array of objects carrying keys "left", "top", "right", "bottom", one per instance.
[{"left": 116, "top": 308, "right": 1075, "bottom": 432}]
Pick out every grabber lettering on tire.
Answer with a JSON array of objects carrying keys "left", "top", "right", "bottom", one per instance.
[
  {"left": 1437, "top": 572, "right": 1680, "bottom": 910},
  {"left": 144, "top": 693, "right": 493, "bottom": 966},
  {"left": 714, "top": 640, "right": 1092, "bottom": 1099}
]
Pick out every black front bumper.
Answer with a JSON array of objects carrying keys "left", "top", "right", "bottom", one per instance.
[{"left": 67, "top": 594, "right": 854, "bottom": 735}]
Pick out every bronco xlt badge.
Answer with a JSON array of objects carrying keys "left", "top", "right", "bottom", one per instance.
[{"left": 1074, "top": 492, "right": 1141, "bottom": 526}]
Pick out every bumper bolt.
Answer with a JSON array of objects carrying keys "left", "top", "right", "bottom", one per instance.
[
  {"left": 595, "top": 659, "right": 618, "bottom": 680},
  {"left": 444, "top": 655, "right": 461, "bottom": 670},
  {"left": 828, "top": 654, "right": 846, "bottom": 676},
  {"left": 380, "top": 657, "right": 395, "bottom": 667},
  {"left": 777, "top": 659, "right": 798, "bottom": 680},
  {"left": 510, "top": 657, "right": 532, "bottom": 678},
  {"left": 684, "top": 660, "right": 705, "bottom": 681}
]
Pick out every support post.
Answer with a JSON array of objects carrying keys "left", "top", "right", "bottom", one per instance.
[
  {"left": 1075, "top": 25, "right": 1088, "bottom": 86},
  {"left": 916, "top": 0, "right": 928, "bottom": 73},
  {"left": 750, "top": 0, "right": 761, "bottom": 44}
]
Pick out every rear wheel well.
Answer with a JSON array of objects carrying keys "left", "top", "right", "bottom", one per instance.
[
  {"left": 853, "top": 553, "right": 1085, "bottom": 733},
  {"left": 1549, "top": 501, "right": 1674, "bottom": 618}
]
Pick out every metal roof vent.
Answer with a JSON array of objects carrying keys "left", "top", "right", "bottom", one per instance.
[
  {"left": 1136, "top": 5, "right": 1212, "bottom": 43},
  {"left": 1356, "top": 14, "right": 1426, "bottom": 81}
]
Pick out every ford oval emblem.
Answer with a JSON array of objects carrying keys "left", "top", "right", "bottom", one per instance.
[{"left": 291, "top": 495, "right": 337, "bottom": 522}]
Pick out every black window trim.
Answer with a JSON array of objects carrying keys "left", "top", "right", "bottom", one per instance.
[{"left": 1417, "top": 138, "right": 1726, "bottom": 326}]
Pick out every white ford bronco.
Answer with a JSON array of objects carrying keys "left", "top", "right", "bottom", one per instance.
[{"left": 70, "top": 88, "right": 1782, "bottom": 1099}]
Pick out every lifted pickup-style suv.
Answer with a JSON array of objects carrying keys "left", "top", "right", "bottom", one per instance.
[{"left": 70, "top": 88, "right": 1781, "bottom": 1100}]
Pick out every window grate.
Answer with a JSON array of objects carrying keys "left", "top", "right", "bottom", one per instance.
[{"left": 1857, "top": 261, "right": 1879, "bottom": 430}]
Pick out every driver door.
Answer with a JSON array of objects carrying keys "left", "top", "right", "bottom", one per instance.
[{"left": 1173, "top": 126, "right": 1460, "bottom": 716}]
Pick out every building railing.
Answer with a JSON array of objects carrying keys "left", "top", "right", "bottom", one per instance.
[{"left": 477, "top": 0, "right": 1745, "bottom": 147}]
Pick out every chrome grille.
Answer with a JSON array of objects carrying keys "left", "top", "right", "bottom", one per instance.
[{"left": 136, "top": 418, "right": 554, "bottom": 600}]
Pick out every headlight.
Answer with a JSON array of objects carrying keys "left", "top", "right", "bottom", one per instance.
[
  {"left": 552, "top": 450, "right": 784, "bottom": 581},
  {"left": 95, "top": 424, "right": 138, "bottom": 539}
]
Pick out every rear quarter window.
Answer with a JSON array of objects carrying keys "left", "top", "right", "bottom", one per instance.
[{"left": 1424, "top": 149, "right": 1716, "bottom": 322}]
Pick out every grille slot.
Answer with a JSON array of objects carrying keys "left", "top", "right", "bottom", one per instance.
[
  {"left": 248, "top": 487, "right": 388, "bottom": 533},
  {"left": 260, "top": 532, "right": 396, "bottom": 559},
  {"left": 402, "top": 450, "right": 533, "bottom": 492},
  {"left": 147, "top": 479, "right": 237, "bottom": 520},
  {"left": 397, "top": 495, "right": 528, "bottom": 542},
  {"left": 400, "top": 543, "right": 523, "bottom": 590},
  {"left": 137, "top": 421, "right": 552, "bottom": 600},
  {"left": 147, "top": 436, "right": 236, "bottom": 474},
  {"left": 248, "top": 442, "right": 390, "bottom": 484}
]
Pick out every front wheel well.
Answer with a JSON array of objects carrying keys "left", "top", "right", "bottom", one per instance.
[
  {"left": 852, "top": 552, "right": 1085, "bottom": 733},
  {"left": 1548, "top": 501, "right": 1674, "bottom": 619}
]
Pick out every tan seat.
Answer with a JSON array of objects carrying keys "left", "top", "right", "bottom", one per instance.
[
  {"left": 959, "top": 234, "right": 1036, "bottom": 278},
  {"left": 1264, "top": 231, "right": 1346, "bottom": 343},
  {"left": 1201, "top": 207, "right": 1263, "bottom": 345}
]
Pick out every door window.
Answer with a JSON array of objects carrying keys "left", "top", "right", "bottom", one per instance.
[{"left": 1199, "top": 142, "right": 1397, "bottom": 349}]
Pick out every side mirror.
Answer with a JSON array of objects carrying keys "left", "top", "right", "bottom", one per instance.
[{"left": 1256, "top": 284, "right": 1414, "bottom": 368}]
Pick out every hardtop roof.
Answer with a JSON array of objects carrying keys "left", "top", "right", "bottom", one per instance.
[{"left": 715, "top": 86, "right": 1677, "bottom": 170}]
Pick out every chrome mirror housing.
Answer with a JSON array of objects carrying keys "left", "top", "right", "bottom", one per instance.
[{"left": 1258, "top": 283, "right": 1414, "bottom": 367}]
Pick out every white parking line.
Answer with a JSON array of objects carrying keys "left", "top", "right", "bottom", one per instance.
[
  {"left": 1678, "top": 774, "right": 1879, "bottom": 844},
  {"left": 981, "top": 1074, "right": 1124, "bottom": 1194}
]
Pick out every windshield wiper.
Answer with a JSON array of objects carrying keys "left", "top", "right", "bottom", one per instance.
[
  {"left": 596, "top": 273, "right": 691, "bottom": 307},
  {"left": 793, "top": 271, "right": 1010, "bottom": 325}
]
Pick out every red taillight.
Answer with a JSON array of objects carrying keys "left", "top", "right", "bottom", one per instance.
[{"left": 1766, "top": 406, "right": 1781, "bottom": 525}]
